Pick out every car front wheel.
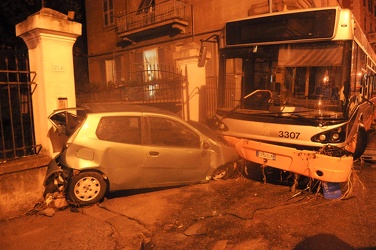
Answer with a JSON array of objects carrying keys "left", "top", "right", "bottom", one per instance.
[
  {"left": 67, "top": 172, "right": 107, "bottom": 205},
  {"left": 212, "top": 163, "right": 235, "bottom": 180}
]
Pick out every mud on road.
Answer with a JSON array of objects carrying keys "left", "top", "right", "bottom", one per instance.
[
  {"left": 1, "top": 161, "right": 376, "bottom": 250},
  {"left": 136, "top": 161, "right": 376, "bottom": 250}
]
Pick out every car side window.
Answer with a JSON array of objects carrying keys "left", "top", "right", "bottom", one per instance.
[
  {"left": 96, "top": 116, "right": 141, "bottom": 145},
  {"left": 148, "top": 117, "right": 200, "bottom": 148}
]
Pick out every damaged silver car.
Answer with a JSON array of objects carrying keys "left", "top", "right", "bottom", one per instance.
[{"left": 44, "top": 104, "right": 240, "bottom": 205}]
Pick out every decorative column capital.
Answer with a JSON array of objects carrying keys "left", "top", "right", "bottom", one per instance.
[{"left": 16, "top": 8, "right": 82, "bottom": 49}]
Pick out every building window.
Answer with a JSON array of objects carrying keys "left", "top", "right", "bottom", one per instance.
[
  {"left": 143, "top": 48, "right": 159, "bottom": 81},
  {"left": 137, "top": 0, "right": 155, "bottom": 14},
  {"left": 369, "top": 0, "right": 373, "bottom": 12},
  {"left": 105, "top": 59, "right": 115, "bottom": 86},
  {"left": 103, "top": 0, "right": 114, "bottom": 27},
  {"left": 143, "top": 48, "right": 160, "bottom": 98},
  {"left": 364, "top": 17, "right": 367, "bottom": 32}
]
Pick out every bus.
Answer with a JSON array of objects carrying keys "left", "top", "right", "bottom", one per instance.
[{"left": 203, "top": 6, "right": 376, "bottom": 183}]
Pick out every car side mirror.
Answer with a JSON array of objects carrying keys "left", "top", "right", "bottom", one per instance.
[{"left": 203, "top": 141, "right": 210, "bottom": 149}]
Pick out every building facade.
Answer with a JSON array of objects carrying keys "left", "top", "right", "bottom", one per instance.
[{"left": 84, "top": 0, "right": 375, "bottom": 121}]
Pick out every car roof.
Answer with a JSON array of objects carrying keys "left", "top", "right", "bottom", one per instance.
[{"left": 83, "top": 103, "right": 178, "bottom": 116}]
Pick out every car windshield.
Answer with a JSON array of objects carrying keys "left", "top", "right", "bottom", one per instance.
[{"left": 218, "top": 41, "right": 349, "bottom": 120}]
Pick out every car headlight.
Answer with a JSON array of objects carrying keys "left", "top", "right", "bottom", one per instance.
[{"left": 208, "top": 115, "right": 229, "bottom": 132}]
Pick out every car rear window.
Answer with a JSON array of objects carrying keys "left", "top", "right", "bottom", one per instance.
[{"left": 96, "top": 116, "right": 141, "bottom": 144}]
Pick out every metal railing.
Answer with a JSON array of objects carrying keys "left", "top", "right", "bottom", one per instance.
[
  {"left": 205, "top": 76, "right": 217, "bottom": 120},
  {"left": 77, "top": 65, "right": 185, "bottom": 107},
  {"left": 0, "top": 55, "right": 40, "bottom": 162},
  {"left": 117, "top": 0, "right": 188, "bottom": 33}
]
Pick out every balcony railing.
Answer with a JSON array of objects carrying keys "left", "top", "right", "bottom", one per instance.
[{"left": 117, "top": 0, "right": 188, "bottom": 33}]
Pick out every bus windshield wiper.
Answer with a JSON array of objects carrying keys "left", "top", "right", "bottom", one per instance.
[
  {"left": 269, "top": 111, "right": 345, "bottom": 126},
  {"left": 222, "top": 89, "right": 273, "bottom": 119},
  {"left": 253, "top": 111, "right": 320, "bottom": 125}
]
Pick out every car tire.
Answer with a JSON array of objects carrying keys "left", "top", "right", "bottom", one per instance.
[
  {"left": 353, "top": 125, "right": 368, "bottom": 159},
  {"left": 212, "top": 163, "right": 235, "bottom": 180},
  {"left": 67, "top": 172, "right": 107, "bottom": 205}
]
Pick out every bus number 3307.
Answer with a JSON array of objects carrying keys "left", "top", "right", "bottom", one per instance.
[{"left": 278, "top": 131, "right": 301, "bottom": 139}]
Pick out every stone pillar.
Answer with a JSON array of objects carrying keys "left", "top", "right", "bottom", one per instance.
[
  {"left": 16, "top": 8, "right": 82, "bottom": 157},
  {"left": 174, "top": 42, "right": 210, "bottom": 122}
]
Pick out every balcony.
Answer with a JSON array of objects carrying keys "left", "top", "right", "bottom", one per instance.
[{"left": 116, "top": 0, "right": 189, "bottom": 46}]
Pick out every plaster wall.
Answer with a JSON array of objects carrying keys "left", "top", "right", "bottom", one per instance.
[
  {"left": 174, "top": 43, "right": 207, "bottom": 122},
  {"left": 0, "top": 155, "right": 50, "bottom": 221}
]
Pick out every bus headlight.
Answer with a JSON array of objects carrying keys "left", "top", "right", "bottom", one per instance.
[
  {"left": 330, "top": 132, "right": 340, "bottom": 141},
  {"left": 319, "top": 134, "right": 327, "bottom": 141},
  {"left": 311, "top": 126, "right": 346, "bottom": 144}
]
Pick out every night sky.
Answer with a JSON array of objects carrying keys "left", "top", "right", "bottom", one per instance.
[{"left": 0, "top": 0, "right": 86, "bottom": 50}]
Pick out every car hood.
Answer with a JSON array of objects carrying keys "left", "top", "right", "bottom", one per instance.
[
  {"left": 188, "top": 120, "right": 240, "bottom": 166},
  {"left": 188, "top": 120, "right": 234, "bottom": 147}
]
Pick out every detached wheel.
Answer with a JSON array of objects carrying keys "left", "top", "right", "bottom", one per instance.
[
  {"left": 67, "top": 172, "right": 107, "bottom": 205},
  {"left": 212, "top": 163, "right": 235, "bottom": 180},
  {"left": 353, "top": 125, "right": 368, "bottom": 160}
]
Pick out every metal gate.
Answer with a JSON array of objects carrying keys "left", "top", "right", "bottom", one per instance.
[
  {"left": 76, "top": 65, "right": 186, "bottom": 114},
  {"left": 0, "top": 52, "right": 40, "bottom": 162}
]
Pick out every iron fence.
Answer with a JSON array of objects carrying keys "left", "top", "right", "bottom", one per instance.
[
  {"left": 205, "top": 76, "right": 217, "bottom": 120},
  {"left": 77, "top": 67, "right": 221, "bottom": 122},
  {"left": 77, "top": 65, "right": 185, "bottom": 112},
  {"left": 0, "top": 54, "right": 40, "bottom": 162}
]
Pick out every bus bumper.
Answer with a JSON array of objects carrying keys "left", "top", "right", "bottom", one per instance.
[{"left": 224, "top": 136, "right": 353, "bottom": 182}]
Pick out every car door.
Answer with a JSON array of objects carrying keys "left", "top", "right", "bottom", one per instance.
[
  {"left": 141, "top": 116, "right": 211, "bottom": 187},
  {"left": 95, "top": 115, "right": 149, "bottom": 191}
]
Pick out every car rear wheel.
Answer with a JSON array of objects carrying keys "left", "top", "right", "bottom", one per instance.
[{"left": 67, "top": 172, "right": 107, "bottom": 205}]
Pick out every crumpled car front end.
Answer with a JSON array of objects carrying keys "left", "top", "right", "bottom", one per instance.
[
  {"left": 43, "top": 154, "right": 72, "bottom": 197},
  {"left": 188, "top": 120, "right": 241, "bottom": 179}
]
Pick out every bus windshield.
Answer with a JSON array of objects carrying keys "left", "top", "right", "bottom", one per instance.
[{"left": 218, "top": 41, "right": 349, "bottom": 120}]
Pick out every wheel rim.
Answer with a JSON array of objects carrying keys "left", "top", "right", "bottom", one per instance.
[
  {"left": 74, "top": 176, "right": 101, "bottom": 202},
  {"left": 213, "top": 170, "right": 226, "bottom": 180},
  {"left": 212, "top": 168, "right": 227, "bottom": 180}
]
